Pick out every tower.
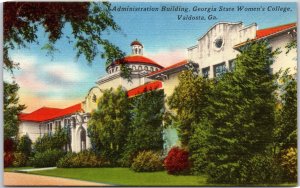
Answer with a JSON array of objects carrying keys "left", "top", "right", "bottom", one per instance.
[{"left": 131, "top": 39, "right": 143, "bottom": 55}]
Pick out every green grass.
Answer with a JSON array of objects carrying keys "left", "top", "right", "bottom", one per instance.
[
  {"left": 30, "top": 168, "right": 208, "bottom": 186},
  {"left": 6, "top": 167, "right": 297, "bottom": 186}
]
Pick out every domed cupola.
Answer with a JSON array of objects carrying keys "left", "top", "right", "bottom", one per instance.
[{"left": 131, "top": 39, "right": 143, "bottom": 55}]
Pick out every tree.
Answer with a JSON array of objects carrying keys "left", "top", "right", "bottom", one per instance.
[
  {"left": 167, "top": 70, "right": 212, "bottom": 147},
  {"left": 4, "top": 2, "right": 129, "bottom": 77},
  {"left": 122, "top": 89, "right": 165, "bottom": 165},
  {"left": 4, "top": 81, "right": 26, "bottom": 139},
  {"left": 87, "top": 87, "right": 130, "bottom": 165},
  {"left": 274, "top": 70, "right": 297, "bottom": 150},
  {"left": 205, "top": 41, "right": 279, "bottom": 184},
  {"left": 16, "top": 135, "right": 32, "bottom": 156}
]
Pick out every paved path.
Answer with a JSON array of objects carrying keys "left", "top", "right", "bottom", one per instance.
[
  {"left": 16, "top": 167, "right": 57, "bottom": 172},
  {"left": 4, "top": 172, "right": 110, "bottom": 186}
]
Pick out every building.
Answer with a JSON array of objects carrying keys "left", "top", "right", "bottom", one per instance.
[{"left": 18, "top": 21, "right": 297, "bottom": 152}]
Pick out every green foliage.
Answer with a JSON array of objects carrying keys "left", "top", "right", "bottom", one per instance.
[
  {"left": 239, "top": 154, "right": 283, "bottom": 184},
  {"left": 13, "top": 152, "right": 28, "bottom": 167},
  {"left": 30, "top": 149, "right": 65, "bottom": 167},
  {"left": 274, "top": 70, "right": 297, "bottom": 150},
  {"left": 4, "top": 81, "right": 26, "bottom": 139},
  {"left": 16, "top": 135, "right": 32, "bottom": 156},
  {"left": 204, "top": 40, "right": 278, "bottom": 183},
  {"left": 131, "top": 150, "right": 163, "bottom": 172},
  {"left": 285, "top": 39, "right": 297, "bottom": 54},
  {"left": 168, "top": 70, "right": 212, "bottom": 146},
  {"left": 189, "top": 120, "right": 211, "bottom": 174},
  {"left": 123, "top": 89, "right": 165, "bottom": 166},
  {"left": 87, "top": 87, "right": 130, "bottom": 165},
  {"left": 281, "top": 147, "right": 297, "bottom": 182},
  {"left": 34, "top": 127, "right": 68, "bottom": 152},
  {"left": 57, "top": 150, "right": 110, "bottom": 168},
  {"left": 4, "top": 2, "right": 125, "bottom": 77}
]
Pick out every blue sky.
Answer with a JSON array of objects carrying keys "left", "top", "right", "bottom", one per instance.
[{"left": 4, "top": 2, "right": 297, "bottom": 112}]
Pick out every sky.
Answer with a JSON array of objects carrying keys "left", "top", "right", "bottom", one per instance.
[{"left": 4, "top": 2, "right": 297, "bottom": 112}]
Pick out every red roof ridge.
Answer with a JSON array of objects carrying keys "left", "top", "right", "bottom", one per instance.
[
  {"left": 19, "top": 103, "right": 82, "bottom": 122},
  {"left": 256, "top": 22, "right": 296, "bottom": 39},
  {"left": 147, "top": 59, "right": 188, "bottom": 77},
  {"left": 109, "top": 55, "right": 164, "bottom": 69},
  {"left": 127, "top": 80, "right": 163, "bottom": 98}
]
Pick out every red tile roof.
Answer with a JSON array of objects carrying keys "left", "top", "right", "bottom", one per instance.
[
  {"left": 127, "top": 81, "right": 163, "bottom": 98},
  {"left": 112, "top": 55, "right": 164, "bottom": 69},
  {"left": 256, "top": 23, "right": 296, "bottom": 39},
  {"left": 235, "top": 22, "right": 296, "bottom": 48},
  {"left": 131, "top": 40, "right": 143, "bottom": 46},
  {"left": 19, "top": 103, "right": 82, "bottom": 122},
  {"left": 147, "top": 60, "right": 188, "bottom": 77}
]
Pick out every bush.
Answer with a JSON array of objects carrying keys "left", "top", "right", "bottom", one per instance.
[
  {"left": 4, "top": 152, "right": 14, "bottom": 167},
  {"left": 34, "top": 128, "right": 68, "bottom": 152},
  {"left": 164, "top": 147, "right": 190, "bottom": 175},
  {"left": 30, "top": 149, "right": 65, "bottom": 167},
  {"left": 17, "top": 135, "right": 32, "bottom": 156},
  {"left": 57, "top": 150, "right": 110, "bottom": 168},
  {"left": 131, "top": 150, "right": 163, "bottom": 172},
  {"left": 13, "top": 152, "right": 27, "bottom": 167},
  {"left": 281, "top": 147, "right": 297, "bottom": 182},
  {"left": 4, "top": 138, "right": 15, "bottom": 153},
  {"left": 239, "top": 154, "right": 284, "bottom": 184}
]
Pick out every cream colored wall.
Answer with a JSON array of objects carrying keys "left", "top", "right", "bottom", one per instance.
[
  {"left": 189, "top": 22, "right": 257, "bottom": 78},
  {"left": 269, "top": 33, "right": 297, "bottom": 75},
  {"left": 19, "top": 121, "right": 42, "bottom": 142},
  {"left": 163, "top": 72, "right": 180, "bottom": 98}
]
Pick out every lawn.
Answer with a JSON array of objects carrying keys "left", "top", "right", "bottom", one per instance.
[
  {"left": 29, "top": 168, "right": 207, "bottom": 186},
  {"left": 4, "top": 167, "right": 297, "bottom": 186}
]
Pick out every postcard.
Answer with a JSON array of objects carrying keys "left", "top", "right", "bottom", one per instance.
[{"left": 3, "top": 1, "right": 297, "bottom": 186}]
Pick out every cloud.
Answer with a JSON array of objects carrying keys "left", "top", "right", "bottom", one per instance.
[
  {"left": 6, "top": 53, "right": 89, "bottom": 112},
  {"left": 145, "top": 48, "right": 187, "bottom": 67}
]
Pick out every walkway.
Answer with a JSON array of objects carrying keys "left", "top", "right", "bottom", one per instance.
[{"left": 4, "top": 172, "right": 110, "bottom": 186}]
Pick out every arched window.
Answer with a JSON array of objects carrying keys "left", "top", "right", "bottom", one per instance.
[
  {"left": 139, "top": 49, "right": 141, "bottom": 54},
  {"left": 156, "top": 68, "right": 159, "bottom": 71},
  {"left": 150, "top": 67, "right": 154, "bottom": 72},
  {"left": 135, "top": 48, "right": 138, "bottom": 54},
  {"left": 132, "top": 65, "right": 136, "bottom": 70},
  {"left": 138, "top": 66, "right": 142, "bottom": 70},
  {"left": 145, "top": 66, "right": 148, "bottom": 71}
]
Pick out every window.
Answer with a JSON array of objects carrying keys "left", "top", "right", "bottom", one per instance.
[
  {"left": 145, "top": 66, "right": 148, "bottom": 71},
  {"left": 138, "top": 66, "right": 142, "bottom": 70},
  {"left": 214, "top": 62, "right": 226, "bottom": 77},
  {"left": 202, "top": 67, "right": 210, "bottom": 78},
  {"left": 139, "top": 49, "right": 141, "bottom": 54},
  {"left": 229, "top": 59, "right": 236, "bottom": 72},
  {"left": 156, "top": 68, "right": 159, "bottom": 71},
  {"left": 150, "top": 67, "right": 154, "bottom": 72},
  {"left": 132, "top": 65, "right": 136, "bottom": 70},
  {"left": 116, "top": 67, "right": 118, "bottom": 71},
  {"left": 92, "top": 94, "right": 97, "bottom": 103}
]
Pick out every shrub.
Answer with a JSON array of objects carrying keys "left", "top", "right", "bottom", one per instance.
[
  {"left": 281, "top": 147, "right": 297, "bottom": 182},
  {"left": 17, "top": 135, "right": 32, "bottom": 156},
  {"left": 34, "top": 128, "right": 67, "bottom": 152},
  {"left": 239, "top": 154, "right": 284, "bottom": 184},
  {"left": 4, "top": 152, "right": 14, "bottom": 167},
  {"left": 164, "top": 147, "right": 190, "bottom": 175},
  {"left": 131, "top": 150, "right": 163, "bottom": 172},
  {"left": 4, "top": 138, "right": 15, "bottom": 153},
  {"left": 57, "top": 150, "right": 110, "bottom": 168},
  {"left": 30, "top": 149, "right": 65, "bottom": 167},
  {"left": 13, "top": 152, "right": 27, "bottom": 167}
]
